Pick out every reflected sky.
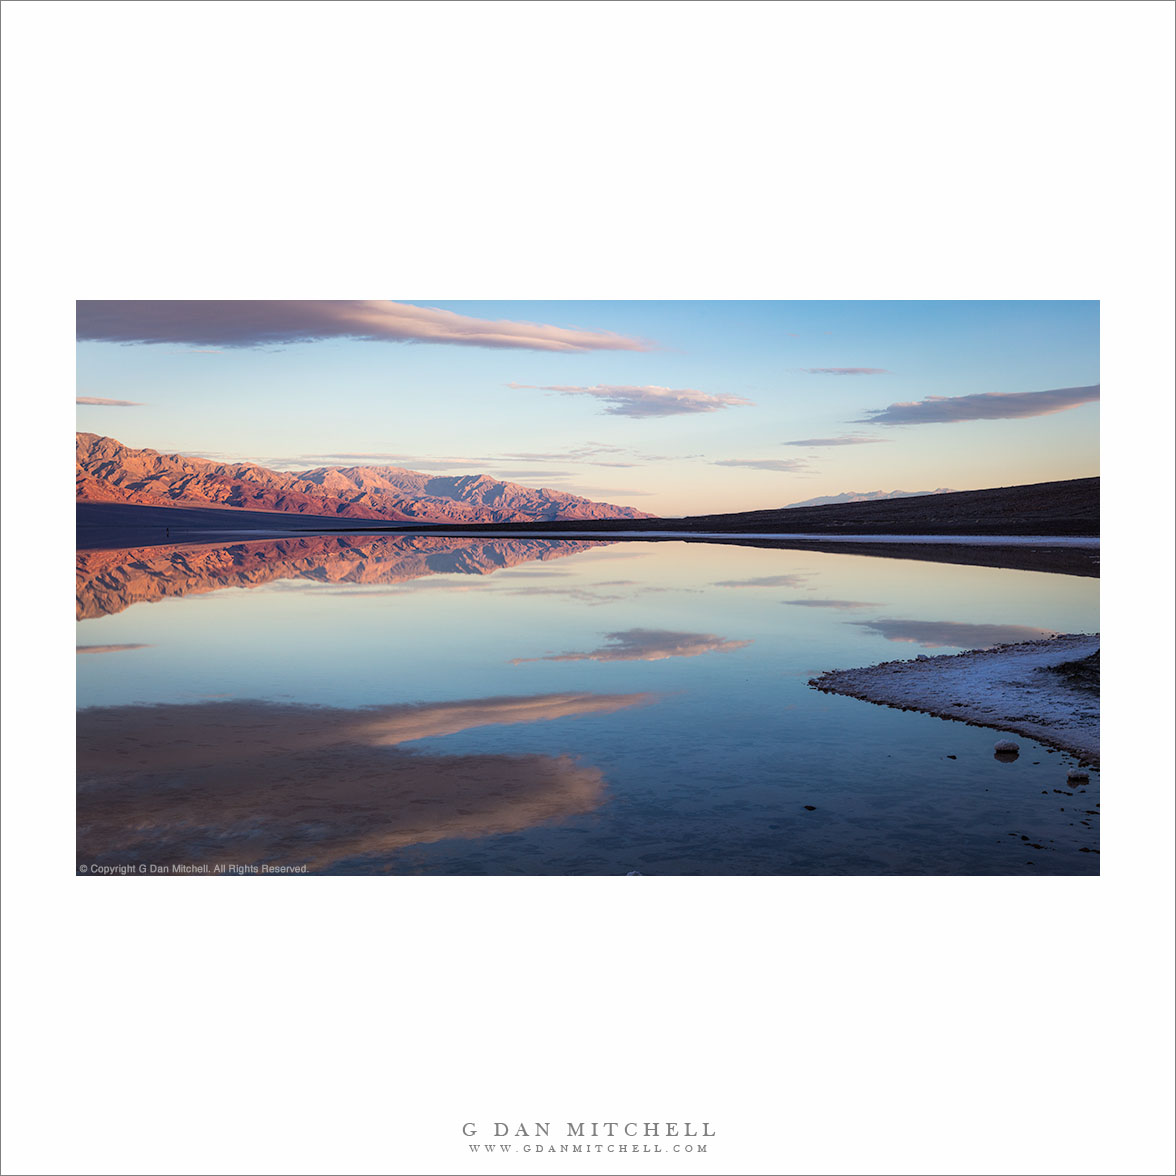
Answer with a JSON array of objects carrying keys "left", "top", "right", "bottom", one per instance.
[
  {"left": 77, "top": 536, "right": 1100, "bottom": 874},
  {"left": 76, "top": 533, "right": 608, "bottom": 620},
  {"left": 78, "top": 692, "right": 652, "bottom": 870},
  {"left": 510, "top": 628, "right": 751, "bottom": 664},
  {"left": 852, "top": 619, "right": 1060, "bottom": 648}
]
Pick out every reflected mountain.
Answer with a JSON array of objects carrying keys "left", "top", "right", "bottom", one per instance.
[
  {"left": 854, "top": 619, "right": 1061, "bottom": 648},
  {"left": 76, "top": 534, "right": 608, "bottom": 620},
  {"left": 77, "top": 691, "right": 654, "bottom": 872},
  {"left": 511, "top": 628, "right": 751, "bottom": 664}
]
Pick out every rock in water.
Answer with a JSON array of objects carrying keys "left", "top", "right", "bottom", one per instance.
[
  {"left": 994, "top": 740, "right": 1020, "bottom": 753},
  {"left": 1067, "top": 769, "right": 1090, "bottom": 783}
]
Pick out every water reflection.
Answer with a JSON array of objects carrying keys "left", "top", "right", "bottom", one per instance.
[
  {"left": 713, "top": 573, "right": 810, "bottom": 588},
  {"left": 510, "top": 628, "right": 751, "bottom": 664},
  {"left": 853, "top": 619, "right": 1061, "bottom": 648},
  {"left": 77, "top": 692, "right": 653, "bottom": 871},
  {"left": 76, "top": 534, "right": 610, "bottom": 620},
  {"left": 76, "top": 537, "right": 1100, "bottom": 875}
]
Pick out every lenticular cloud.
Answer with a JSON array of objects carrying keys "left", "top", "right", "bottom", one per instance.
[
  {"left": 857, "top": 385, "right": 1100, "bottom": 425},
  {"left": 76, "top": 300, "right": 649, "bottom": 353},
  {"left": 509, "top": 382, "right": 752, "bottom": 417}
]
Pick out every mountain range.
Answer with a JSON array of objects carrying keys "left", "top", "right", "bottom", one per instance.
[
  {"left": 76, "top": 433, "right": 649, "bottom": 523},
  {"left": 785, "top": 488, "right": 955, "bottom": 509}
]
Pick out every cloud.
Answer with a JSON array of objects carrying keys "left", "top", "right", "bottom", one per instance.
[
  {"left": 76, "top": 644, "right": 151, "bottom": 654},
  {"left": 511, "top": 628, "right": 751, "bottom": 664},
  {"left": 503, "top": 452, "right": 639, "bottom": 468},
  {"left": 854, "top": 619, "right": 1061, "bottom": 648},
  {"left": 783, "top": 599, "right": 881, "bottom": 610},
  {"left": 288, "top": 443, "right": 644, "bottom": 473},
  {"left": 856, "top": 384, "right": 1100, "bottom": 426},
  {"left": 802, "top": 368, "right": 891, "bottom": 375},
  {"left": 299, "top": 452, "right": 423, "bottom": 461},
  {"left": 509, "top": 382, "right": 752, "bottom": 417},
  {"left": 780, "top": 435, "right": 889, "bottom": 447},
  {"left": 712, "top": 458, "right": 809, "bottom": 472},
  {"left": 76, "top": 396, "right": 143, "bottom": 407},
  {"left": 76, "top": 300, "right": 649, "bottom": 353}
]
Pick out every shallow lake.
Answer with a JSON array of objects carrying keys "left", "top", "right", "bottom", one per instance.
[{"left": 76, "top": 534, "right": 1100, "bottom": 875}]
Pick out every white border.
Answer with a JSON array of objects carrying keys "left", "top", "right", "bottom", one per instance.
[{"left": 3, "top": 3, "right": 1174, "bottom": 1174}]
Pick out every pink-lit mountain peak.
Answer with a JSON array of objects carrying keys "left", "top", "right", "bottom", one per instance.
[{"left": 76, "top": 434, "right": 650, "bottom": 523}]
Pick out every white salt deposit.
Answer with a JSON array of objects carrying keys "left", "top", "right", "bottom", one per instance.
[{"left": 810, "top": 634, "right": 1099, "bottom": 767}]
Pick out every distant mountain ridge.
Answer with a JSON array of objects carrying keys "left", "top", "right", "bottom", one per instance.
[
  {"left": 785, "top": 488, "right": 956, "bottom": 509},
  {"left": 76, "top": 433, "right": 649, "bottom": 523}
]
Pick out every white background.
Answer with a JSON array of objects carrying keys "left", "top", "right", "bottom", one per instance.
[{"left": 2, "top": 2, "right": 1174, "bottom": 1174}]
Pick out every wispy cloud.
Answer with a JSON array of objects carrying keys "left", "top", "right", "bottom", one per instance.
[
  {"left": 712, "top": 458, "right": 809, "bottom": 472},
  {"left": 511, "top": 628, "right": 751, "bottom": 664},
  {"left": 857, "top": 384, "right": 1100, "bottom": 426},
  {"left": 503, "top": 452, "right": 638, "bottom": 468},
  {"left": 783, "top": 599, "right": 880, "bottom": 610},
  {"left": 780, "top": 435, "right": 888, "bottom": 447},
  {"left": 76, "top": 644, "right": 151, "bottom": 654},
  {"left": 802, "top": 367, "right": 890, "bottom": 375},
  {"left": 76, "top": 396, "right": 143, "bottom": 407},
  {"left": 76, "top": 300, "right": 649, "bottom": 353},
  {"left": 855, "top": 619, "right": 1061, "bottom": 648},
  {"left": 299, "top": 452, "right": 421, "bottom": 462},
  {"left": 508, "top": 382, "right": 752, "bottom": 418}
]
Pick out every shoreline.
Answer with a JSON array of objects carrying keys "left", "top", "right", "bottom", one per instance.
[{"left": 808, "top": 634, "right": 1100, "bottom": 767}]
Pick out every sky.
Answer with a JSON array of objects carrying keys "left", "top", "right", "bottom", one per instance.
[{"left": 75, "top": 300, "right": 1100, "bottom": 516}]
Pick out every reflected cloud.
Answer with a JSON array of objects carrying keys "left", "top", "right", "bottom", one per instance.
[
  {"left": 784, "top": 599, "right": 880, "bottom": 610},
  {"left": 511, "top": 628, "right": 750, "bottom": 664},
  {"left": 77, "top": 644, "right": 151, "bottom": 654},
  {"left": 854, "top": 619, "right": 1061, "bottom": 648},
  {"left": 77, "top": 692, "right": 655, "bottom": 872},
  {"left": 713, "top": 573, "right": 810, "bottom": 588},
  {"left": 76, "top": 535, "right": 609, "bottom": 620}
]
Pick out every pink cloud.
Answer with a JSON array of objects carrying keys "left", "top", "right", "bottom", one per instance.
[
  {"left": 857, "top": 384, "right": 1100, "bottom": 425},
  {"left": 77, "top": 300, "right": 649, "bottom": 353},
  {"left": 509, "top": 383, "right": 752, "bottom": 417},
  {"left": 802, "top": 367, "right": 891, "bottom": 375}
]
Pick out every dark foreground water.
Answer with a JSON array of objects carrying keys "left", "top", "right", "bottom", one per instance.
[{"left": 76, "top": 534, "right": 1099, "bottom": 875}]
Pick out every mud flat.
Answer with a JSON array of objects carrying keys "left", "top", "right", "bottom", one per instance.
[{"left": 809, "top": 634, "right": 1100, "bottom": 767}]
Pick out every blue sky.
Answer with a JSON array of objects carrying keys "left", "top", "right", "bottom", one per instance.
[{"left": 76, "top": 300, "right": 1099, "bottom": 515}]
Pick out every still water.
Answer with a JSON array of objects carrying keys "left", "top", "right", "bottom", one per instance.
[{"left": 76, "top": 535, "right": 1099, "bottom": 875}]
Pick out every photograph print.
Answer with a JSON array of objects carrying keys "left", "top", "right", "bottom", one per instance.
[{"left": 75, "top": 299, "right": 1100, "bottom": 876}]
